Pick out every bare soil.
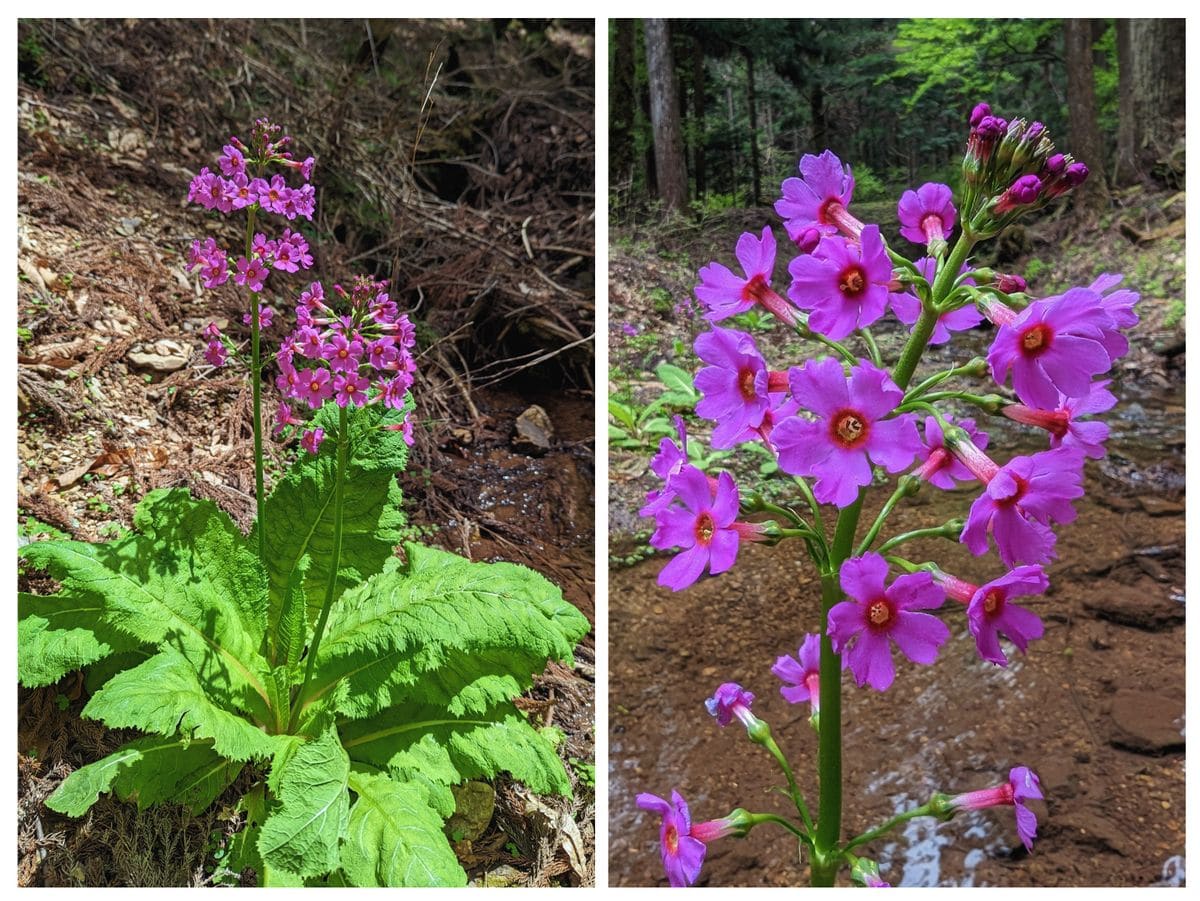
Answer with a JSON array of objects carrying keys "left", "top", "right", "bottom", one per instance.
[
  {"left": 607, "top": 199, "right": 1186, "bottom": 887},
  {"left": 17, "top": 18, "right": 595, "bottom": 888}
]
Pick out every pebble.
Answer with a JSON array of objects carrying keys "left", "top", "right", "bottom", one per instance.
[
  {"left": 1108, "top": 689, "right": 1185, "bottom": 754},
  {"left": 127, "top": 338, "right": 190, "bottom": 372},
  {"left": 513, "top": 404, "right": 554, "bottom": 455}
]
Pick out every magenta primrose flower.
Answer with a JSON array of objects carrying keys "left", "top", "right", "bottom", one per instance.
[
  {"left": 694, "top": 226, "right": 797, "bottom": 325},
  {"left": 234, "top": 256, "right": 268, "bottom": 292},
  {"left": 640, "top": 417, "right": 689, "bottom": 518},
  {"left": 939, "top": 566, "right": 1048, "bottom": 666},
  {"left": 787, "top": 225, "right": 894, "bottom": 340},
  {"left": 272, "top": 401, "right": 302, "bottom": 437},
  {"left": 203, "top": 340, "right": 228, "bottom": 368},
  {"left": 775, "top": 149, "right": 864, "bottom": 242},
  {"left": 988, "top": 288, "right": 1118, "bottom": 410},
  {"left": 955, "top": 443, "right": 1085, "bottom": 567},
  {"left": 950, "top": 766, "right": 1043, "bottom": 852},
  {"left": 705, "top": 682, "right": 757, "bottom": 728},
  {"left": 300, "top": 427, "right": 325, "bottom": 455},
  {"left": 897, "top": 182, "right": 956, "bottom": 247},
  {"left": 913, "top": 414, "right": 989, "bottom": 489},
  {"left": 650, "top": 466, "right": 762, "bottom": 591},
  {"left": 774, "top": 357, "right": 921, "bottom": 508},
  {"left": 889, "top": 257, "right": 982, "bottom": 345},
  {"left": 1089, "top": 272, "right": 1141, "bottom": 331},
  {"left": 636, "top": 790, "right": 736, "bottom": 887},
  {"left": 772, "top": 633, "right": 821, "bottom": 711},
  {"left": 827, "top": 553, "right": 949, "bottom": 692},
  {"left": 693, "top": 328, "right": 788, "bottom": 448},
  {"left": 1002, "top": 379, "right": 1116, "bottom": 459}
]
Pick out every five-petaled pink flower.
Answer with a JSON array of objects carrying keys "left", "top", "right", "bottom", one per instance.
[
  {"left": 939, "top": 566, "right": 1048, "bottom": 666},
  {"left": 300, "top": 427, "right": 325, "bottom": 455},
  {"left": 787, "top": 226, "right": 894, "bottom": 340},
  {"left": 827, "top": 553, "right": 950, "bottom": 692},
  {"left": 772, "top": 633, "right": 821, "bottom": 711},
  {"left": 636, "top": 790, "right": 736, "bottom": 888},
  {"left": 775, "top": 149, "right": 864, "bottom": 242},
  {"left": 897, "top": 182, "right": 956, "bottom": 247},
  {"left": 694, "top": 226, "right": 797, "bottom": 325},
  {"left": 950, "top": 767, "right": 1043, "bottom": 853},
  {"left": 774, "top": 357, "right": 921, "bottom": 508}
]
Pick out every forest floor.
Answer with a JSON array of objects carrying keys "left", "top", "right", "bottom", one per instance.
[
  {"left": 16, "top": 20, "right": 595, "bottom": 887},
  {"left": 607, "top": 189, "right": 1186, "bottom": 887}
]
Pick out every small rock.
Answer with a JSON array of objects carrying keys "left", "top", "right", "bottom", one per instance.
[
  {"left": 127, "top": 338, "right": 190, "bottom": 372},
  {"left": 445, "top": 781, "right": 495, "bottom": 843},
  {"left": 1099, "top": 495, "right": 1139, "bottom": 514},
  {"left": 1108, "top": 689, "right": 1184, "bottom": 754},
  {"left": 512, "top": 404, "right": 554, "bottom": 455},
  {"left": 1138, "top": 497, "right": 1185, "bottom": 517},
  {"left": 1083, "top": 581, "right": 1184, "bottom": 631},
  {"left": 116, "top": 216, "right": 142, "bottom": 237}
]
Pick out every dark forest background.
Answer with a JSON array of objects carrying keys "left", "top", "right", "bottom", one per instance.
[{"left": 612, "top": 19, "right": 1185, "bottom": 218}]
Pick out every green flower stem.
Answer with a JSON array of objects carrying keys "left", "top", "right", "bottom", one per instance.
[
  {"left": 903, "top": 357, "right": 987, "bottom": 403},
  {"left": 243, "top": 204, "right": 266, "bottom": 563},
  {"left": 743, "top": 811, "right": 810, "bottom": 842},
  {"left": 855, "top": 477, "right": 918, "bottom": 557},
  {"left": 857, "top": 327, "right": 883, "bottom": 368},
  {"left": 915, "top": 390, "right": 1008, "bottom": 413},
  {"left": 758, "top": 729, "right": 815, "bottom": 836},
  {"left": 292, "top": 404, "right": 349, "bottom": 724},
  {"left": 876, "top": 519, "right": 964, "bottom": 555},
  {"left": 811, "top": 494, "right": 864, "bottom": 886},
  {"left": 843, "top": 800, "right": 942, "bottom": 853},
  {"left": 796, "top": 323, "right": 858, "bottom": 366},
  {"left": 792, "top": 477, "right": 826, "bottom": 545}
]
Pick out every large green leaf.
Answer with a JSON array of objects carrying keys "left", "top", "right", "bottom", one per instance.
[
  {"left": 16, "top": 592, "right": 140, "bottom": 688},
  {"left": 19, "top": 489, "right": 272, "bottom": 722},
  {"left": 298, "top": 543, "right": 590, "bottom": 724},
  {"left": 341, "top": 770, "right": 465, "bottom": 887},
  {"left": 254, "top": 403, "right": 409, "bottom": 653},
  {"left": 257, "top": 726, "right": 350, "bottom": 879},
  {"left": 341, "top": 702, "right": 571, "bottom": 798},
  {"left": 46, "top": 736, "right": 242, "bottom": 817},
  {"left": 82, "top": 648, "right": 281, "bottom": 762}
]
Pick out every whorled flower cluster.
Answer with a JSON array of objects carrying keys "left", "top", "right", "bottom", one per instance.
[
  {"left": 638, "top": 102, "right": 1136, "bottom": 886},
  {"left": 273, "top": 277, "right": 417, "bottom": 452},
  {"left": 185, "top": 118, "right": 317, "bottom": 366}
]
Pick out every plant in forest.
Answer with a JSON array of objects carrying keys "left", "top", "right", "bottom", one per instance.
[
  {"left": 18, "top": 120, "right": 589, "bottom": 887},
  {"left": 636, "top": 103, "right": 1135, "bottom": 886}
]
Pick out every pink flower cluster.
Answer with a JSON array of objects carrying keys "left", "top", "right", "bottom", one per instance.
[{"left": 273, "top": 277, "right": 417, "bottom": 453}]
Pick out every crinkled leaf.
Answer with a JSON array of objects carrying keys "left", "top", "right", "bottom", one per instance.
[
  {"left": 300, "top": 543, "right": 589, "bottom": 723},
  {"left": 257, "top": 726, "right": 350, "bottom": 879},
  {"left": 255, "top": 404, "right": 409, "bottom": 649},
  {"left": 19, "top": 489, "right": 272, "bottom": 722},
  {"left": 341, "top": 702, "right": 572, "bottom": 798},
  {"left": 341, "top": 770, "right": 466, "bottom": 887},
  {"left": 17, "top": 592, "right": 140, "bottom": 687},
  {"left": 47, "top": 736, "right": 241, "bottom": 817},
  {"left": 82, "top": 647, "right": 280, "bottom": 762}
]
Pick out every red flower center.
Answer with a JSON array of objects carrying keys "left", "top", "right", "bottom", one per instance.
[
  {"left": 665, "top": 824, "right": 680, "bottom": 854},
  {"left": 738, "top": 367, "right": 758, "bottom": 400},
  {"left": 994, "top": 473, "right": 1029, "bottom": 508},
  {"left": 310, "top": 381, "right": 321, "bottom": 392},
  {"left": 838, "top": 265, "right": 867, "bottom": 298},
  {"left": 694, "top": 512, "right": 716, "bottom": 545},
  {"left": 982, "top": 589, "right": 1005, "bottom": 615},
  {"left": 346, "top": 383, "right": 358, "bottom": 394},
  {"left": 1019, "top": 323, "right": 1052, "bottom": 356},
  {"left": 831, "top": 410, "right": 868, "bottom": 448},
  {"left": 867, "top": 597, "right": 893, "bottom": 628},
  {"left": 741, "top": 273, "right": 771, "bottom": 304},
  {"left": 818, "top": 197, "right": 844, "bottom": 226}
]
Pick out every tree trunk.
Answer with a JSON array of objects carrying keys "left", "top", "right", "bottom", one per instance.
[
  {"left": 1115, "top": 19, "right": 1140, "bottom": 184},
  {"left": 743, "top": 47, "right": 761, "bottom": 207},
  {"left": 611, "top": 19, "right": 637, "bottom": 192},
  {"left": 1130, "top": 18, "right": 1186, "bottom": 184},
  {"left": 643, "top": 18, "right": 688, "bottom": 211},
  {"left": 727, "top": 84, "right": 739, "bottom": 201},
  {"left": 636, "top": 21, "right": 657, "bottom": 198},
  {"left": 691, "top": 38, "right": 706, "bottom": 200},
  {"left": 1063, "top": 19, "right": 1109, "bottom": 213},
  {"left": 810, "top": 82, "right": 827, "bottom": 150}
]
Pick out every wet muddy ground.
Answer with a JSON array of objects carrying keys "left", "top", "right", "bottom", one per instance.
[{"left": 607, "top": 214, "right": 1185, "bottom": 887}]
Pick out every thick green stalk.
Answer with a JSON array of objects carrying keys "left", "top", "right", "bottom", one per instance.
[
  {"left": 291, "top": 404, "right": 349, "bottom": 726},
  {"left": 243, "top": 205, "right": 266, "bottom": 562},
  {"left": 892, "top": 235, "right": 975, "bottom": 391},
  {"left": 811, "top": 495, "right": 864, "bottom": 886}
]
